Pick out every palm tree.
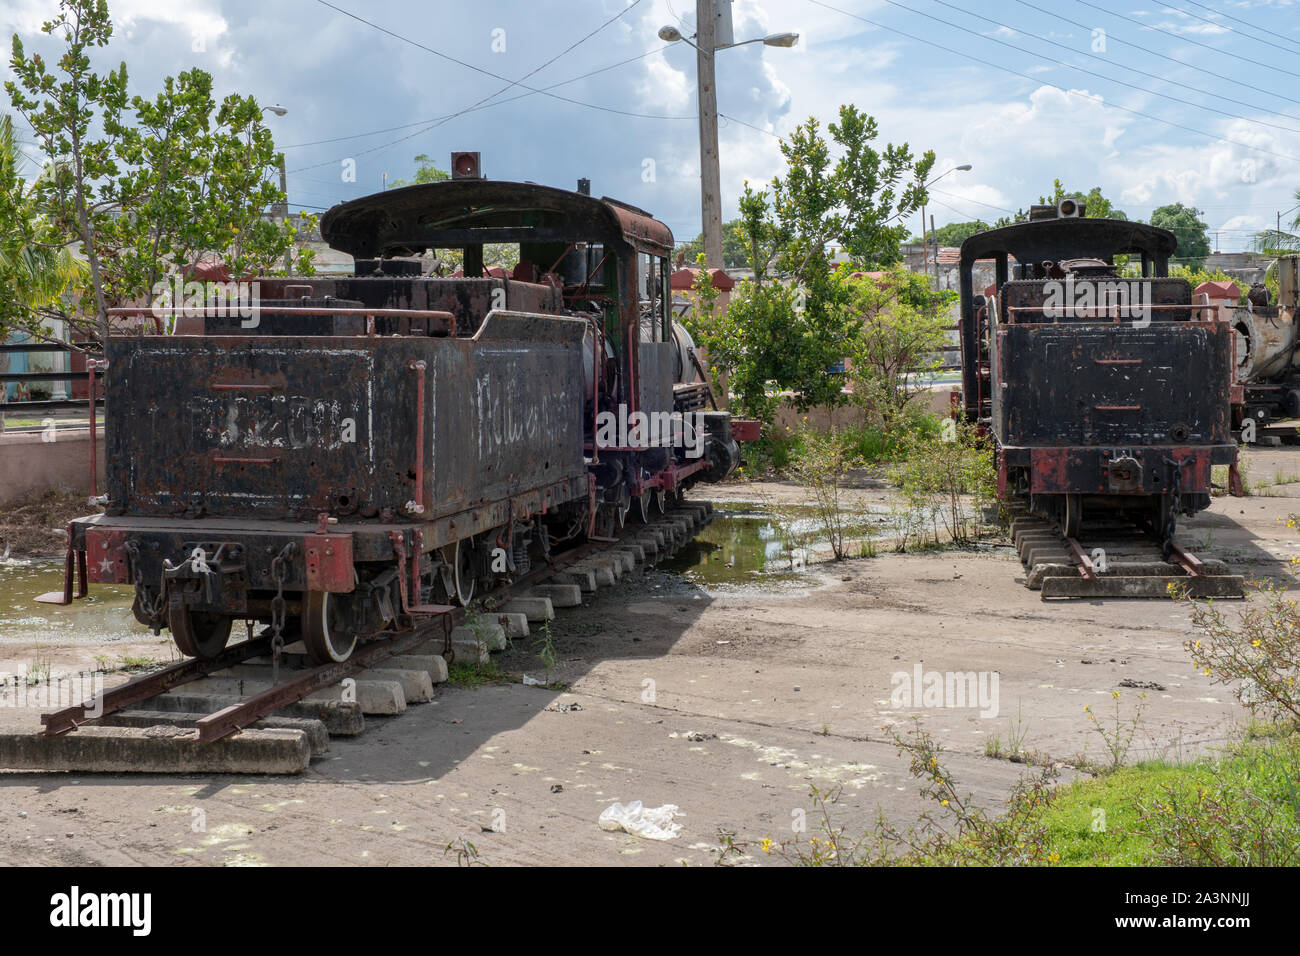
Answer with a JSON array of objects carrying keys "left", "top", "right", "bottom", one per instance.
[
  {"left": 0, "top": 113, "right": 84, "bottom": 331},
  {"left": 1253, "top": 189, "right": 1300, "bottom": 284}
]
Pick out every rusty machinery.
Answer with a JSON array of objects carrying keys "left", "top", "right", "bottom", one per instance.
[
  {"left": 1223, "top": 257, "right": 1300, "bottom": 427},
  {"left": 55, "top": 154, "right": 756, "bottom": 665},
  {"left": 957, "top": 200, "right": 1240, "bottom": 553}
]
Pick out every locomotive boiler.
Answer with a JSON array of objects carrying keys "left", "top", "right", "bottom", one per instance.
[{"left": 64, "top": 153, "right": 750, "bottom": 664}]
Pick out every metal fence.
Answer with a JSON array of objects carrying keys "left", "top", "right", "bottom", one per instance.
[{"left": 0, "top": 338, "right": 103, "bottom": 414}]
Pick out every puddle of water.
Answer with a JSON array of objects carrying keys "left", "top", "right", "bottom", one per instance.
[
  {"left": 0, "top": 558, "right": 147, "bottom": 645},
  {"left": 660, "top": 507, "right": 887, "bottom": 593}
]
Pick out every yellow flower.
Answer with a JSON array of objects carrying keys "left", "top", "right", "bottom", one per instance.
[
  {"left": 1112, "top": 691, "right": 1120, "bottom": 699},
  {"left": 940, "top": 799, "right": 950, "bottom": 806},
  {"left": 1252, "top": 640, "right": 1261, "bottom": 647},
  {"left": 760, "top": 838, "right": 773, "bottom": 855}
]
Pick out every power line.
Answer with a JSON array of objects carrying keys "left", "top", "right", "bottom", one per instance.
[
  {"left": 935, "top": 0, "right": 1300, "bottom": 126},
  {"left": 802, "top": 0, "right": 1300, "bottom": 164},
  {"left": 929, "top": 187, "right": 1017, "bottom": 216},
  {"left": 719, "top": 113, "right": 782, "bottom": 138},
  {"left": 881, "top": 0, "right": 1300, "bottom": 136},
  {"left": 1180, "top": 0, "right": 1300, "bottom": 53},
  {"left": 1162, "top": 1, "right": 1300, "bottom": 58},
  {"left": 312, "top": 1, "right": 684, "bottom": 123},
  {"left": 298, "top": 1, "right": 688, "bottom": 174},
  {"left": 1014, "top": 0, "right": 1300, "bottom": 108},
  {"left": 1074, "top": 0, "right": 1300, "bottom": 81},
  {"left": 283, "top": 48, "right": 665, "bottom": 151}
]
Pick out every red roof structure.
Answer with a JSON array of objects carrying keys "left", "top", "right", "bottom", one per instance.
[{"left": 670, "top": 267, "right": 735, "bottom": 292}]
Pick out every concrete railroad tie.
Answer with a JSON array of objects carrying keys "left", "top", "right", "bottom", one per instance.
[
  {"left": 0, "top": 725, "right": 312, "bottom": 775},
  {"left": 529, "top": 583, "right": 583, "bottom": 608},
  {"left": 500, "top": 596, "right": 555, "bottom": 622}
]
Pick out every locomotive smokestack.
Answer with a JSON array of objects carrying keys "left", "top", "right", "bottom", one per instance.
[{"left": 577, "top": 178, "right": 591, "bottom": 196}]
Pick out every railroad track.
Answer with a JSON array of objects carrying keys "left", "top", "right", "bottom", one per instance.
[
  {"left": 0, "top": 502, "right": 713, "bottom": 775},
  {"left": 1009, "top": 508, "right": 1244, "bottom": 600}
]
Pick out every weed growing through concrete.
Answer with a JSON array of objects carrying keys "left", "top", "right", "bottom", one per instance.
[
  {"left": 1083, "top": 692, "right": 1148, "bottom": 773},
  {"left": 24, "top": 646, "right": 52, "bottom": 685},
  {"left": 535, "top": 620, "right": 558, "bottom": 687},
  {"left": 790, "top": 428, "right": 866, "bottom": 561}
]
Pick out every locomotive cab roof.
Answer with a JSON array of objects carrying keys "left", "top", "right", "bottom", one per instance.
[
  {"left": 320, "top": 178, "right": 674, "bottom": 260},
  {"left": 958, "top": 216, "right": 1178, "bottom": 275}
]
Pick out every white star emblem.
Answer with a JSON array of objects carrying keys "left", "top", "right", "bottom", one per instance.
[{"left": 98, "top": 557, "right": 115, "bottom": 576}]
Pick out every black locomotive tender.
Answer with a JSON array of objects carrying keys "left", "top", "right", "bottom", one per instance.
[
  {"left": 70, "top": 153, "right": 750, "bottom": 665},
  {"left": 957, "top": 198, "right": 1239, "bottom": 550}
]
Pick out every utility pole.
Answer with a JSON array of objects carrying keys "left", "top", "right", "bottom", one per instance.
[
  {"left": 930, "top": 214, "right": 939, "bottom": 288},
  {"left": 696, "top": 0, "right": 723, "bottom": 269}
]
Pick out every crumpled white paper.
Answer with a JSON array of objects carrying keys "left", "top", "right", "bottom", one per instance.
[{"left": 598, "top": 801, "right": 683, "bottom": 840}]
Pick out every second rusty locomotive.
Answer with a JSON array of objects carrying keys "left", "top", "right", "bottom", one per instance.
[
  {"left": 957, "top": 199, "right": 1238, "bottom": 552},
  {"left": 71, "top": 153, "right": 748, "bottom": 664}
]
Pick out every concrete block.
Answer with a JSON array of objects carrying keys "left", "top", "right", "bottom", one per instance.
[
  {"left": 615, "top": 542, "right": 645, "bottom": 563},
  {"left": 450, "top": 621, "right": 507, "bottom": 651},
  {"left": 500, "top": 596, "right": 554, "bottom": 622},
  {"left": 584, "top": 564, "right": 616, "bottom": 587},
  {"left": 526, "top": 584, "right": 582, "bottom": 607},
  {"left": 495, "top": 612, "right": 529, "bottom": 639},
  {"left": 588, "top": 555, "right": 623, "bottom": 580},
  {"left": 154, "top": 692, "right": 364, "bottom": 736},
  {"left": 451, "top": 639, "right": 490, "bottom": 665},
  {"left": 551, "top": 567, "right": 596, "bottom": 592},
  {"left": 100, "top": 709, "right": 330, "bottom": 755},
  {"left": 306, "top": 679, "right": 406, "bottom": 716},
  {"left": 0, "top": 726, "right": 310, "bottom": 774},
  {"left": 387, "top": 654, "right": 450, "bottom": 684},
  {"left": 358, "top": 668, "right": 434, "bottom": 703}
]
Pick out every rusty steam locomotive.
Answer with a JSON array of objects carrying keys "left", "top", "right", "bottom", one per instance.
[
  {"left": 957, "top": 199, "right": 1239, "bottom": 550},
  {"left": 67, "top": 153, "right": 750, "bottom": 665}
]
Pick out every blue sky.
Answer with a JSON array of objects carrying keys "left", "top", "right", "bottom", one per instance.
[{"left": 4, "top": 0, "right": 1300, "bottom": 257}]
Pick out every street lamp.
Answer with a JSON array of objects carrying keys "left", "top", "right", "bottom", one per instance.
[
  {"left": 920, "top": 164, "right": 972, "bottom": 287},
  {"left": 659, "top": 4, "right": 799, "bottom": 270},
  {"left": 261, "top": 103, "right": 292, "bottom": 271},
  {"left": 261, "top": 104, "right": 289, "bottom": 219}
]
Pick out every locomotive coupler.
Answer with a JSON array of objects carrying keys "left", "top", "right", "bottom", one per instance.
[{"left": 162, "top": 542, "right": 248, "bottom": 612}]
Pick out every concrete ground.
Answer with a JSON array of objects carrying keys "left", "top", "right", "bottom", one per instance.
[{"left": 1, "top": 446, "right": 1297, "bottom": 866}]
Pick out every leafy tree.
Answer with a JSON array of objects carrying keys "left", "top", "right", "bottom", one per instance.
[
  {"left": 390, "top": 153, "right": 451, "bottom": 188},
  {"left": 928, "top": 220, "right": 989, "bottom": 247},
  {"left": 713, "top": 105, "right": 934, "bottom": 418},
  {"left": 842, "top": 265, "right": 956, "bottom": 429},
  {"left": 3, "top": 0, "right": 306, "bottom": 346},
  {"left": 1150, "top": 201, "right": 1211, "bottom": 270},
  {"left": 675, "top": 217, "right": 750, "bottom": 270}
]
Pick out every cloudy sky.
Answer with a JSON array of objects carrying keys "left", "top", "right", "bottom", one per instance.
[{"left": 5, "top": 0, "right": 1300, "bottom": 257}]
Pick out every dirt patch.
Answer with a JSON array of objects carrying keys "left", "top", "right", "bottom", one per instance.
[{"left": 0, "top": 490, "right": 98, "bottom": 558}]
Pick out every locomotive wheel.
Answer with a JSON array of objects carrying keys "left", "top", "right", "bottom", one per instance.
[
  {"left": 453, "top": 538, "right": 476, "bottom": 606},
  {"left": 1061, "top": 494, "right": 1082, "bottom": 538},
  {"left": 653, "top": 488, "right": 666, "bottom": 514},
  {"left": 301, "top": 590, "right": 360, "bottom": 664},
  {"left": 168, "top": 606, "right": 232, "bottom": 660},
  {"left": 636, "top": 491, "right": 652, "bottom": 523},
  {"left": 616, "top": 487, "right": 631, "bottom": 528}
]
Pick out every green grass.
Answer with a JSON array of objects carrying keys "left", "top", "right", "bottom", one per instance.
[
  {"left": 445, "top": 660, "right": 511, "bottom": 688},
  {"left": 1033, "top": 736, "right": 1300, "bottom": 866}
]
